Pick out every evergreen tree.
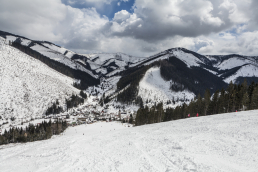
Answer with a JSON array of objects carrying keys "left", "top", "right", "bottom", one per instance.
[
  {"left": 251, "top": 86, "right": 258, "bottom": 109},
  {"left": 242, "top": 92, "right": 249, "bottom": 110},
  {"left": 204, "top": 89, "right": 211, "bottom": 115}
]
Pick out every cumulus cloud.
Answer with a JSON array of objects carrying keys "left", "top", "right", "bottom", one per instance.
[
  {"left": 103, "top": 0, "right": 233, "bottom": 42},
  {"left": 0, "top": 0, "right": 67, "bottom": 42},
  {"left": 0, "top": 0, "right": 258, "bottom": 56},
  {"left": 113, "top": 10, "right": 130, "bottom": 23}
]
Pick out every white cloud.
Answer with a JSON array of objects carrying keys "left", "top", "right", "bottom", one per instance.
[
  {"left": 0, "top": 0, "right": 67, "bottom": 42},
  {"left": 197, "top": 31, "right": 258, "bottom": 56},
  {"left": 0, "top": 0, "right": 258, "bottom": 57},
  {"left": 219, "top": 0, "right": 250, "bottom": 24},
  {"left": 113, "top": 10, "right": 130, "bottom": 23}
]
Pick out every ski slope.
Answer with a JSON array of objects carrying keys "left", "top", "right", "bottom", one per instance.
[
  {"left": 1, "top": 110, "right": 258, "bottom": 172},
  {"left": 138, "top": 67, "right": 195, "bottom": 107},
  {"left": 0, "top": 44, "right": 79, "bottom": 124}
]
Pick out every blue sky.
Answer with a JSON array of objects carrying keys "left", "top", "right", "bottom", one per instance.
[{"left": 61, "top": 0, "right": 135, "bottom": 20}]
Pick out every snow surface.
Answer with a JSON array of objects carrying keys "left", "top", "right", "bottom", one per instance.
[
  {"left": 30, "top": 44, "right": 98, "bottom": 78},
  {"left": 20, "top": 38, "right": 31, "bottom": 46},
  {"left": 130, "top": 49, "right": 203, "bottom": 69},
  {"left": 173, "top": 49, "right": 202, "bottom": 68},
  {"left": 5, "top": 35, "right": 17, "bottom": 42},
  {"left": 87, "top": 53, "right": 144, "bottom": 66},
  {"left": 1, "top": 110, "right": 258, "bottom": 171},
  {"left": 30, "top": 44, "right": 77, "bottom": 69},
  {"left": 138, "top": 67, "right": 195, "bottom": 107},
  {"left": 216, "top": 57, "right": 253, "bottom": 70},
  {"left": 42, "top": 43, "right": 67, "bottom": 55},
  {"left": 224, "top": 64, "right": 258, "bottom": 83},
  {"left": 0, "top": 44, "right": 79, "bottom": 124}
]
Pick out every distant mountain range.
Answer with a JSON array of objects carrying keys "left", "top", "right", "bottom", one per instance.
[{"left": 1, "top": 30, "right": 258, "bottom": 116}]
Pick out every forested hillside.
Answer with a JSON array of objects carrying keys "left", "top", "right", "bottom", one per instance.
[{"left": 135, "top": 80, "right": 258, "bottom": 126}]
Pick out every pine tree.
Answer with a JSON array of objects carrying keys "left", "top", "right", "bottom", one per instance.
[
  {"left": 209, "top": 90, "right": 219, "bottom": 114},
  {"left": 251, "top": 86, "right": 258, "bottom": 109},
  {"left": 218, "top": 88, "right": 226, "bottom": 113},
  {"left": 248, "top": 82, "right": 255, "bottom": 109},
  {"left": 204, "top": 89, "right": 211, "bottom": 115}
]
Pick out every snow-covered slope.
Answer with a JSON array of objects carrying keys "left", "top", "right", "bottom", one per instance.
[
  {"left": 130, "top": 48, "right": 208, "bottom": 68},
  {"left": 173, "top": 49, "right": 203, "bottom": 68},
  {"left": 76, "top": 52, "right": 145, "bottom": 76},
  {"left": 1, "top": 110, "right": 258, "bottom": 171},
  {"left": 138, "top": 67, "right": 195, "bottom": 107},
  {"left": 1, "top": 32, "right": 98, "bottom": 79},
  {"left": 215, "top": 57, "right": 253, "bottom": 70},
  {"left": 87, "top": 53, "right": 144, "bottom": 65},
  {"left": 2, "top": 30, "right": 258, "bottom": 85},
  {"left": 224, "top": 64, "right": 258, "bottom": 83},
  {"left": 0, "top": 43, "right": 79, "bottom": 123}
]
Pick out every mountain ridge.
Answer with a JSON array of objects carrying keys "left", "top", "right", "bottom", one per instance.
[{"left": 1, "top": 30, "right": 258, "bottom": 107}]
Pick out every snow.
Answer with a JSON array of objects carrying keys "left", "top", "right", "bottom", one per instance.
[
  {"left": 0, "top": 44, "right": 79, "bottom": 125},
  {"left": 138, "top": 67, "right": 195, "bottom": 107},
  {"left": 87, "top": 53, "right": 143, "bottom": 66},
  {"left": 142, "top": 54, "right": 170, "bottom": 66},
  {"left": 216, "top": 57, "right": 253, "bottom": 70},
  {"left": 31, "top": 44, "right": 78, "bottom": 69},
  {"left": 5, "top": 35, "right": 17, "bottom": 42},
  {"left": 1, "top": 110, "right": 258, "bottom": 171},
  {"left": 42, "top": 43, "right": 67, "bottom": 55},
  {"left": 204, "top": 68, "right": 217, "bottom": 75},
  {"left": 87, "top": 60, "right": 101, "bottom": 70},
  {"left": 20, "top": 38, "right": 31, "bottom": 46},
  {"left": 129, "top": 52, "right": 167, "bottom": 68},
  {"left": 173, "top": 49, "right": 203, "bottom": 68},
  {"left": 65, "top": 51, "right": 75, "bottom": 58},
  {"left": 130, "top": 49, "right": 203, "bottom": 69},
  {"left": 30, "top": 44, "right": 98, "bottom": 78},
  {"left": 224, "top": 64, "right": 258, "bottom": 83}
]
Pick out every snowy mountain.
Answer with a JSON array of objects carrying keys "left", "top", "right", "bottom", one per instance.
[
  {"left": 1, "top": 30, "right": 257, "bottom": 86},
  {"left": 0, "top": 41, "right": 79, "bottom": 125},
  {"left": 1, "top": 110, "right": 258, "bottom": 171},
  {"left": 1, "top": 30, "right": 258, "bottom": 112}
]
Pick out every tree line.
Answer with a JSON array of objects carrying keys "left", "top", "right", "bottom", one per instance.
[
  {"left": 0, "top": 120, "right": 68, "bottom": 145},
  {"left": 46, "top": 94, "right": 85, "bottom": 116},
  {"left": 135, "top": 80, "right": 258, "bottom": 126}
]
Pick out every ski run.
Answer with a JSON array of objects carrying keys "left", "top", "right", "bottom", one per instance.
[{"left": 1, "top": 110, "right": 258, "bottom": 172}]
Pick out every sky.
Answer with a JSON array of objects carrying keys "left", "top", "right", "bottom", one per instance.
[{"left": 0, "top": 0, "right": 258, "bottom": 57}]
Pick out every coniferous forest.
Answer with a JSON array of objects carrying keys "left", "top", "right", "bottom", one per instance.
[
  {"left": 46, "top": 94, "right": 85, "bottom": 116},
  {"left": 0, "top": 120, "right": 68, "bottom": 145},
  {"left": 135, "top": 80, "right": 258, "bottom": 126}
]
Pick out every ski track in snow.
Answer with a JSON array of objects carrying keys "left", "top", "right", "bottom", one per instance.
[{"left": 1, "top": 110, "right": 258, "bottom": 172}]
